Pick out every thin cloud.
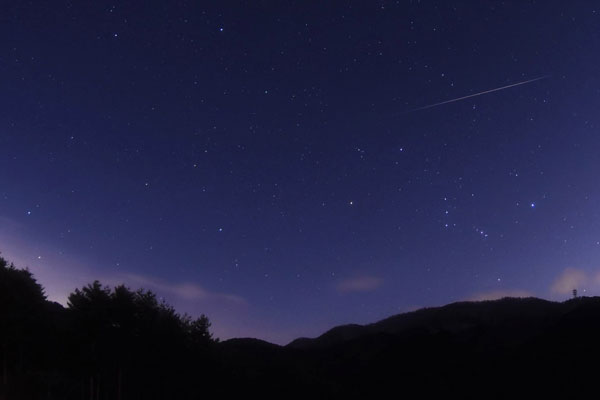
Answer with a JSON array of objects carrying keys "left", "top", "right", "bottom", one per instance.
[
  {"left": 336, "top": 276, "right": 383, "bottom": 293},
  {"left": 0, "top": 224, "right": 246, "bottom": 307},
  {"left": 550, "top": 268, "right": 588, "bottom": 295},
  {"left": 0, "top": 222, "right": 258, "bottom": 342},
  {"left": 122, "top": 273, "right": 247, "bottom": 305}
]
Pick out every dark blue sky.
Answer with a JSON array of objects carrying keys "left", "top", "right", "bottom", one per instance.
[{"left": 2, "top": 1, "right": 600, "bottom": 344}]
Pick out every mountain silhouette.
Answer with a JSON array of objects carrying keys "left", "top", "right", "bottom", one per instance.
[
  {"left": 219, "top": 296, "right": 600, "bottom": 398},
  {"left": 3, "top": 257, "right": 600, "bottom": 399},
  {"left": 287, "top": 297, "right": 560, "bottom": 349}
]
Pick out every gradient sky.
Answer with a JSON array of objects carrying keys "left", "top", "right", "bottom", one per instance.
[{"left": 2, "top": 1, "right": 600, "bottom": 344}]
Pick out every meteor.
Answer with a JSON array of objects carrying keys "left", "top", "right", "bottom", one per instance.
[{"left": 410, "top": 75, "right": 549, "bottom": 112}]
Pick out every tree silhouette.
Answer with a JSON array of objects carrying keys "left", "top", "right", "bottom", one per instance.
[
  {"left": 7, "top": 251, "right": 600, "bottom": 399},
  {"left": 0, "top": 256, "right": 47, "bottom": 398},
  {"left": 66, "top": 280, "right": 215, "bottom": 399},
  {"left": 0, "top": 254, "right": 218, "bottom": 400}
]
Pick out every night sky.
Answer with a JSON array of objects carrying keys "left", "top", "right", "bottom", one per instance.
[{"left": 2, "top": 1, "right": 600, "bottom": 344}]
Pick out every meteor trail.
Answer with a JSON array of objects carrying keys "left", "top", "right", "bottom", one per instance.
[{"left": 409, "top": 75, "right": 549, "bottom": 112}]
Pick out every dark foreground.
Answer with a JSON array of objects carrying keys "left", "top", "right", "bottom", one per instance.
[{"left": 2, "top": 259, "right": 599, "bottom": 399}]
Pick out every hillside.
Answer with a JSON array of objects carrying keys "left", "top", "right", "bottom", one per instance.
[
  {"left": 287, "top": 297, "right": 561, "bottom": 349},
  {"left": 4, "top": 261, "right": 600, "bottom": 399},
  {"left": 219, "top": 296, "right": 600, "bottom": 398}
]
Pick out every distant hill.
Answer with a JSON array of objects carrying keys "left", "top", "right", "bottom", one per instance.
[
  {"left": 217, "top": 296, "right": 600, "bottom": 398},
  {"left": 287, "top": 297, "right": 560, "bottom": 349},
  {"left": 6, "top": 271, "right": 600, "bottom": 400}
]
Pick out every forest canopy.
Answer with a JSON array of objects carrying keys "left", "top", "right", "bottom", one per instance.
[{"left": 0, "top": 256, "right": 215, "bottom": 400}]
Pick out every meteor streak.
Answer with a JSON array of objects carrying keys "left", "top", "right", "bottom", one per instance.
[{"left": 410, "top": 75, "right": 549, "bottom": 112}]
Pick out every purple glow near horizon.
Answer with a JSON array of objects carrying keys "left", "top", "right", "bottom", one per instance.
[{"left": 2, "top": 2, "right": 600, "bottom": 344}]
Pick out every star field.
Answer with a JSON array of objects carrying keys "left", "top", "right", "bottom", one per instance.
[{"left": 1, "top": 1, "right": 600, "bottom": 343}]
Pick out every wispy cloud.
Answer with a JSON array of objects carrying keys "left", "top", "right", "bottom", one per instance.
[
  {"left": 336, "top": 276, "right": 383, "bottom": 293},
  {"left": 121, "top": 273, "right": 247, "bottom": 305},
  {"left": 551, "top": 268, "right": 594, "bottom": 295}
]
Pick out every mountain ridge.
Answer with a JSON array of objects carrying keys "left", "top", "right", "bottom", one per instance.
[{"left": 284, "top": 296, "right": 572, "bottom": 349}]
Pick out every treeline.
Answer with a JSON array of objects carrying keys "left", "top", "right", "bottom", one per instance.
[
  {"left": 9, "top": 253, "right": 600, "bottom": 399},
  {"left": 0, "top": 256, "right": 218, "bottom": 400}
]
